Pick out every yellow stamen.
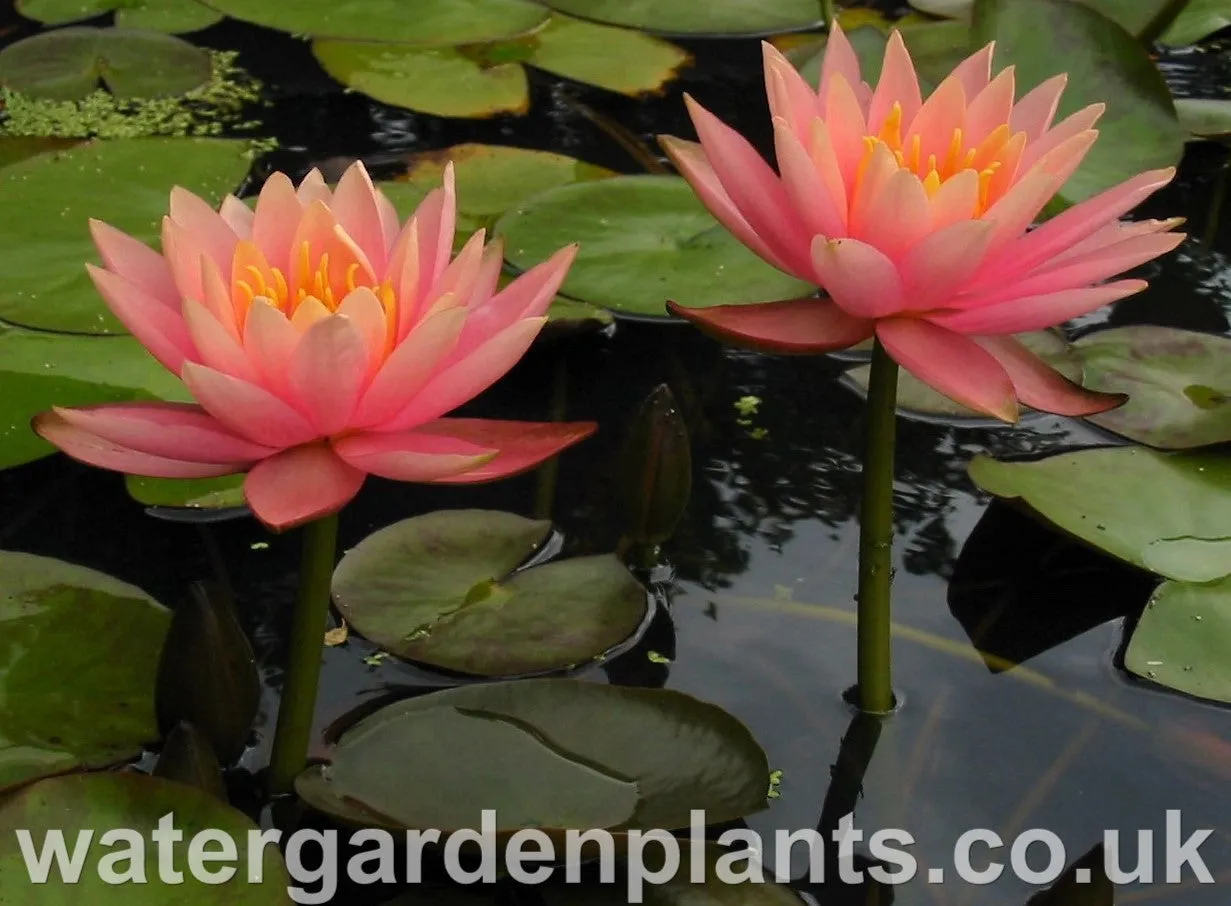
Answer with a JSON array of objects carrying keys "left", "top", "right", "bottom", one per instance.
[
  {"left": 942, "top": 128, "right": 965, "bottom": 177},
  {"left": 345, "top": 262, "right": 361, "bottom": 293},
  {"left": 877, "top": 103, "right": 904, "bottom": 151},
  {"left": 922, "top": 170, "right": 942, "bottom": 198}
]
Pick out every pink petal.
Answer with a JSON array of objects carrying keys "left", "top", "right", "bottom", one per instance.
[
  {"left": 295, "top": 168, "right": 333, "bottom": 207},
  {"left": 287, "top": 314, "right": 371, "bottom": 436},
  {"left": 331, "top": 430, "right": 496, "bottom": 482},
  {"left": 87, "top": 264, "right": 193, "bottom": 374},
  {"left": 288, "top": 200, "right": 376, "bottom": 299},
  {"left": 856, "top": 168, "right": 932, "bottom": 259},
  {"left": 807, "top": 119, "right": 850, "bottom": 230},
  {"left": 418, "top": 418, "right": 599, "bottom": 484},
  {"left": 659, "top": 136, "right": 790, "bottom": 272},
  {"left": 412, "top": 163, "right": 458, "bottom": 298},
  {"left": 978, "top": 169, "right": 1064, "bottom": 255},
  {"left": 374, "top": 186, "right": 401, "bottom": 251},
  {"left": 168, "top": 187, "right": 239, "bottom": 273},
  {"left": 51, "top": 402, "right": 276, "bottom": 462},
  {"left": 353, "top": 306, "right": 467, "bottom": 428},
  {"left": 773, "top": 118, "right": 846, "bottom": 240},
  {"left": 161, "top": 217, "right": 207, "bottom": 302},
  {"left": 199, "top": 256, "right": 241, "bottom": 341},
  {"left": 454, "top": 245, "right": 576, "bottom": 358},
  {"left": 1010, "top": 74, "right": 1067, "bottom": 143},
  {"left": 243, "top": 298, "right": 300, "bottom": 394},
  {"left": 811, "top": 237, "right": 904, "bottom": 318},
  {"left": 898, "top": 220, "right": 995, "bottom": 310},
  {"left": 182, "top": 361, "right": 319, "bottom": 448},
  {"left": 764, "top": 42, "right": 821, "bottom": 142},
  {"left": 1049, "top": 216, "right": 1185, "bottom": 266},
  {"left": 928, "top": 280, "right": 1147, "bottom": 334},
  {"left": 666, "top": 297, "right": 872, "bottom": 353},
  {"left": 183, "top": 298, "right": 261, "bottom": 383},
  {"left": 430, "top": 229, "right": 488, "bottom": 305},
  {"left": 825, "top": 75, "right": 871, "bottom": 184},
  {"left": 33, "top": 410, "right": 243, "bottom": 479},
  {"left": 90, "top": 220, "right": 178, "bottom": 305},
  {"left": 330, "top": 161, "right": 389, "bottom": 272},
  {"left": 848, "top": 142, "right": 900, "bottom": 239},
  {"left": 875, "top": 318, "right": 1018, "bottom": 421},
  {"left": 684, "top": 95, "right": 814, "bottom": 279},
  {"left": 928, "top": 168, "right": 979, "bottom": 230},
  {"left": 1017, "top": 103, "right": 1104, "bottom": 174},
  {"left": 244, "top": 444, "right": 364, "bottom": 531},
  {"left": 335, "top": 286, "right": 390, "bottom": 374},
  {"left": 904, "top": 74, "right": 966, "bottom": 166},
  {"left": 219, "top": 195, "right": 254, "bottom": 238},
  {"left": 251, "top": 172, "right": 304, "bottom": 272},
  {"left": 977, "top": 336, "right": 1127, "bottom": 416},
  {"left": 868, "top": 31, "right": 922, "bottom": 136},
  {"left": 948, "top": 42, "right": 995, "bottom": 99},
  {"left": 385, "top": 317, "right": 546, "bottom": 432},
  {"left": 818, "top": 22, "right": 866, "bottom": 112},
  {"left": 963, "top": 66, "right": 1015, "bottom": 146}
]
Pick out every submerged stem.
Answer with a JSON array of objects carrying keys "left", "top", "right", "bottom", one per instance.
[
  {"left": 268, "top": 513, "right": 339, "bottom": 796},
  {"left": 856, "top": 340, "right": 898, "bottom": 715}
]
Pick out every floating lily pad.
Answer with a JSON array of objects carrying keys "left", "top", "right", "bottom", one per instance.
[
  {"left": 912, "top": 0, "right": 1179, "bottom": 37},
  {"left": 125, "top": 475, "right": 247, "bottom": 511},
  {"left": 843, "top": 330, "right": 1078, "bottom": 422},
  {"left": 0, "top": 27, "right": 212, "bottom": 101},
  {"left": 968, "top": 447, "right": 1231, "bottom": 584},
  {"left": 1175, "top": 98, "right": 1231, "bottom": 139},
  {"left": 0, "top": 773, "right": 291, "bottom": 903},
  {"left": 299, "top": 679, "right": 770, "bottom": 832},
  {"left": 972, "top": 0, "right": 1184, "bottom": 208},
  {"left": 532, "top": 0, "right": 821, "bottom": 36},
  {"left": 0, "top": 137, "right": 83, "bottom": 169},
  {"left": 203, "top": 0, "right": 548, "bottom": 45},
  {"left": 544, "top": 296, "right": 613, "bottom": 331},
  {"left": 496, "top": 175, "right": 814, "bottom": 318},
  {"left": 521, "top": 15, "right": 690, "bottom": 96},
  {"left": 1162, "top": 0, "right": 1231, "bottom": 44},
  {"left": 0, "top": 552, "right": 170, "bottom": 792},
  {"left": 0, "top": 330, "right": 191, "bottom": 470},
  {"left": 16, "top": 0, "right": 223, "bottom": 32},
  {"left": 0, "top": 137, "right": 252, "bottom": 334},
  {"left": 332, "top": 510, "right": 648, "bottom": 676},
  {"left": 1076, "top": 326, "right": 1231, "bottom": 449},
  {"left": 1126, "top": 578, "right": 1231, "bottom": 703}
]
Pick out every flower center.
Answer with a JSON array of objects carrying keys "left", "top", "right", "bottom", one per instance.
[{"left": 232, "top": 240, "right": 397, "bottom": 324}]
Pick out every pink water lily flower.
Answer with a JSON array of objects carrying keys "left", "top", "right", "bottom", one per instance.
[
  {"left": 659, "top": 26, "right": 1185, "bottom": 421},
  {"left": 34, "top": 161, "right": 594, "bottom": 530}
]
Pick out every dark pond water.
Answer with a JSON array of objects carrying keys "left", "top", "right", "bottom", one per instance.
[{"left": 2, "top": 3, "right": 1231, "bottom": 904}]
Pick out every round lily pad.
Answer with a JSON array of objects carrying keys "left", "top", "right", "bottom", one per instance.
[
  {"left": 0, "top": 27, "right": 212, "bottom": 101},
  {"left": 16, "top": 0, "right": 223, "bottom": 33},
  {"left": 0, "top": 773, "right": 291, "bottom": 903},
  {"left": 495, "top": 175, "right": 814, "bottom": 318},
  {"left": 0, "top": 137, "right": 83, "bottom": 169},
  {"left": 523, "top": 15, "right": 690, "bottom": 96},
  {"left": 332, "top": 510, "right": 649, "bottom": 676},
  {"left": 0, "top": 137, "right": 253, "bottom": 334},
  {"left": 0, "top": 552, "right": 170, "bottom": 792},
  {"left": 125, "top": 475, "right": 247, "bottom": 512},
  {"left": 298, "top": 679, "right": 770, "bottom": 832},
  {"left": 1162, "top": 0, "right": 1231, "bottom": 44},
  {"left": 203, "top": 0, "right": 548, "bottom": 45},
  {"left": 968, "top": 447, "right": 1231, "bottom": 584},
  {"left": 532, "top": 0, "right": 822, "bottom": 36},
  {"left": 1126, "top": 578, "right": 1231, "bottom": 704},
  {"left": 972, "top": 0, "right": 1184, "bottom": 208},
  {"left": 1176, "top": 98, "right": 1231, "bottom": 139},
  {"left": 1076, "top": 326, "right": 1231, "bottom": 450},
  {"left": 842, "top": 330, "right": 1079, "bottom": 422}
]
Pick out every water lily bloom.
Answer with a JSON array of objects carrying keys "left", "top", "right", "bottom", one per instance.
[
  {"left": 659, "top": 26, "right": 1185, "bottom": 421},
  {"left": 34, "top": 161, "right": 594, "bottom": 530}
]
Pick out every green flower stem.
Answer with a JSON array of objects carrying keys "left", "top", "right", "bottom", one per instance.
[
  {"left": 268, "top": 512, "right": 339, "bottom": 796},
  {"left": 856, "top": 340, "right": 898, "bottom": 715}
]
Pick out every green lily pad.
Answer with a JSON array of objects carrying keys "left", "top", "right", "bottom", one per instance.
[
  {"left": 202, "top": 0, "right": 548, "bottom": 45},
  {"left": 1125, "top": 578, "right": 1231, "bottom": 703},
  {"left": 1076, "top": 326, "right": 1231, "bottom": 449},
  {"left": 0, "top": 552, "right": 170, "bottom": 792},
  {"left": 532, "top": 0, "right": 821, "bottom": 37},
  {"left": 912, "top": 0, "right": 1179, "bottom": 37},
  {"left": 332, "top": 510, "right": 648, "bottom": 676},
  {"left": 495, "top": 175, "right": 814, "bottom": 318},
  {"left": 0, "top": 329, "right": 191, "bottom": 470},
  {"left": 125, "top": 475, "right": 247, "bottom": 510},
  {"left": 313, "top": 40, "right": 529, "bottom": 119},
  {"left": 299, "top": 678, "right": 770, "bottom": 831},
  {"left": 909, "top": 0, "right": 974, "bottom": 15},
  {"left": 0, "top": 27, "right": 212, "bottom": 101},
  {"left": 1162, "top": 0, "right": 1231, "bottom": 44},
  {"left": 0, "top": 137, "right": 252, "bottom": 334},
  {"left": 971, "top": 0, "right": 1184, "bottom": 208},
  {"left": 544, "top": 296, "right": 613, "bottom": 331},
  {"left": 1175, "top": 98, "right": 1231, "bottom": 139},
  {"left": 16, "top": 0, "right": 223, "bottom": 33},
  {"left": 522, "top": 15, "right": 690, "bottom": 96},
  {"left": 968, "top": 447, "right": 1231, "bottom": 584},
  {"left": 843, "top": 330, "right": 1079, "bottom": 421},
  {"left": 0, "top": 773, "right": 291, "bottom": 903},
  {"left": 0, "top": 137, "right": 84, "bottom": 169}
]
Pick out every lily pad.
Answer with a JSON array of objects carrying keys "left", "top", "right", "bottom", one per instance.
[
  {"left": 0, "top": 137, "right": 84, "bottom": 169},
  {"left": 1175, "top": 98, "right": 1231, "bottom": 139},
  {"left": 332, "top": 510, "right": 648, "bottom": 676},
  {"left": 843, "top": 329, "right": 1079, "bottom": 422},
  {"left": 202, "top": 0, "right": 548, "bottom": 45},
  {"left": 968, "top": 447, "right": 1231, "bottom": 584},
  {"left": 532, "top": 0, "right": 822, "bottom": 37},
  {"left": 495, "top": 175, "right": 814, "bottom": 318},
  {"left": 0, "top": 551, "right": 170, "bottom": 792},
  {"left": 0, "top": 27, "right": 212, "bottom": 101},
  {"left": 911, "top": 0, "right": 1179, "bottom": 37},
  {"left": 1076, "top": 326, "right": 1231, "bottom": 449},
  {"left": 0, "top": 773, "right": 291, "bottom": 903},
  {"left": 522, "top": 15, "right": 690, "bottom": 96},
  {"left": 0, "top": 137, "right": 252, "bottom": 334},
  {"left": 1161, "top": 0, "right": 1231, "bottom": 44},
  {"left": 971, "top": 0, "right": 1184, "bottom": 208},
  {"left": 0, "top": 329, "right": 191, "bottom": 470},
  {"left": 125, "top": 475, "right": 247, "bottom": 511},
  {"left": 1125, "top": 578, "right": 1231, "bottom": 703},
  {"left": 299, "top": 678, "right": 770, "bottom": 831},
  {"left": 16, "top": 0, "right": 224, "bottom": 33}
]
